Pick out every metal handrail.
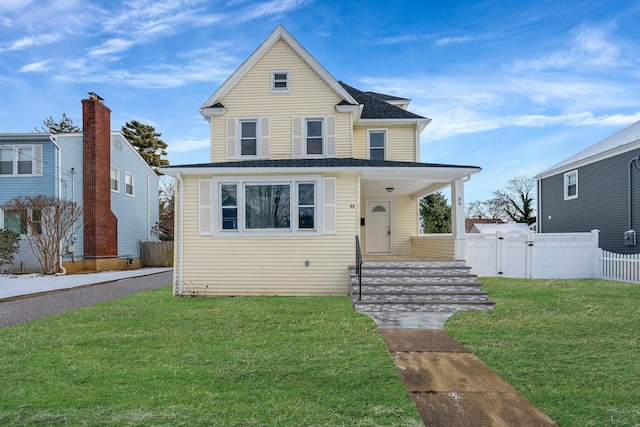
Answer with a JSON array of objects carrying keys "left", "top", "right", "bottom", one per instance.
[{"left": 355, "top": 235, "right": 363, "bottom": 301}]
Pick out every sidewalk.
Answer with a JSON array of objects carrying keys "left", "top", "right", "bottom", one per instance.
[{"left": 0, "top": 268, "right": 173, "bottom": 302}]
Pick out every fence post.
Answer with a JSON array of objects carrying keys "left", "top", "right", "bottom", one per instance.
[{"left": 591, "top": 229, "right": 600, "bottom": 278}]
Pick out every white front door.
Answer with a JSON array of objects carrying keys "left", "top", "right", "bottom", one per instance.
[{"left": 366, "top": 200, "right": 391, "bottom": 254}]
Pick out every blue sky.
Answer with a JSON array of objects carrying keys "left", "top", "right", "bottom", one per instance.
[{"left": 1, "top": 0, "right": 640, "bottom": 203}]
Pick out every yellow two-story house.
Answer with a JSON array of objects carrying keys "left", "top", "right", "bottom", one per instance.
[{"left": 162, "top": 26, "right": 481, "bottom": 296}]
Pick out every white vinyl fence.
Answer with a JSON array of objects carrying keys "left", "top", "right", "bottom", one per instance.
[
  {"left": 598, "top": 249, "right": 640, "bottom": 283},
  {"left": 466, "top": 230, "right": 600, "bottom": 279}
]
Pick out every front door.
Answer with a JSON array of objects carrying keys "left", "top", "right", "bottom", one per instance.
[{"left": 366, "top": 200, "right": 391, "bottom": 254}]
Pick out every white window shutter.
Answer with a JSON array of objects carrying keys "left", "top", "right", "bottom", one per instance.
[
  {"left": 260, "top": 117, "right": 270, "bottom": 159},
  {"left": 326, "top": 116, "right": 336, "bottom": 158},
  {"left": 226, "top": 118, "right": 236, "bottom": 159},
  {"left": 292, "top": 116, "right": 302, "bottom": 158},
  {"left": 198, "top": 179, "right": 212, "bottom": 235},
  {"left": 33, "top": 145, "right": 43, "bottom": 176},
  {"left": 323, "top": 177, "right": 337, "bottom": 234}
]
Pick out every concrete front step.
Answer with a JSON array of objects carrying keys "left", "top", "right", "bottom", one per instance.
[
  {"left": 354, "top": 292, "right": 488, "bottom": 303},
  {"left": 354, "top": 300, "right": 495, "bottom": 313},
  {"left": 352, "top": 284, "right": 484, "bottom": 293}
]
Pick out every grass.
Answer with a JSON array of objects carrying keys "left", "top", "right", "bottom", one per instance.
[
  {"left": 445, "top": 277, "right": 640, "bottom": 427},
  {"left": 0, "top": 289, "right": 422, "bottom": 426}
]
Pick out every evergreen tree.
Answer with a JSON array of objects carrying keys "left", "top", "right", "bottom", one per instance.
[
  {"left": 35, "top": 113, "right": 80, "bottom": 133},
  {"left": 121, "top": 120, "right": 169, "bottom": 175},
  {"left": 420, "top": 191, "right": 452, "bottom": 233}
]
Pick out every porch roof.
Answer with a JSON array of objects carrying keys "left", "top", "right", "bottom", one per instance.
[{"left": 161, "top": 158, "right": 481, "bottom": 199}]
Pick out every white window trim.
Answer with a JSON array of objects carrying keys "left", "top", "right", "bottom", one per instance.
[
  {"left": 303, "top": 117, "right": 325, "bottom": 158},
  {"left": 367, "top": 129, "right": 387, "bottom": 160},
  {"left": 111, "top": 166, "right": 120, "bottom": 193},
  {"left": 271, "top": 70, "right": 290, "bottom": 94},
  {"left": 564, "top": 170, "right": 578, "bottom": 200},
  {"left": 237, "top": 117, "right": 260, "bottom": 159},
  {"left": 0, "top": 144, "right": 41, "bottom": 177},
  {"left": 211, "top": 175, "right": 323, "bottom": 237},
  {"left": 125, "top": 172, "right": 135, "bottom": 197}
]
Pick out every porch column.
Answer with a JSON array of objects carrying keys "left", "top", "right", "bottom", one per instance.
[{"left": 451, "top": 178, "right": 466, "bottom": 259}]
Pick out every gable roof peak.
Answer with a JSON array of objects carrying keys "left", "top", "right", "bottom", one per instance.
[{"left": 200, "top": 25, "right": 357, "bottom": 119}]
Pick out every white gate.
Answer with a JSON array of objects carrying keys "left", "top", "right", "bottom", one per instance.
[{"left": 466, "top": 230, "right": 600, "bottom": 279}]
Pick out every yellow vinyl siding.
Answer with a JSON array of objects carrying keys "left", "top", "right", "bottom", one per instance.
[
  {"left": 176, "top": 172, "right": 358, "bottom": 295},
  {"left": 210, "top": 40, "right": 352, "bottom": 162},
  {"left": 353, "top": 125, "right": 417, "bottom": 161}
]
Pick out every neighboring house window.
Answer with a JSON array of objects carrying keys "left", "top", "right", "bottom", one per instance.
[
  {"left": 368, "top": 130, "right": 386, "bottom": 160},
  {"left": 212, "top": 176, "right": 324, "bottom": 235},
  {"left": 0, "top": 145, "right": 42, "bottom": 176},
  {"left": 3, "top": 210, "right": 27, "bottom": 235},
  {"left": 305, "top": 118, "right": 324, "bottom": 156},
  {"left": 31, "top": 210, "right": 42, "bottom": 235},
  {"left": 564, "top": 170, "right": 578, "bottom": 200},
  {"left": 271, "top": 71, "right": 290, "bottom": 93},
  {"left": 125, "top": 172, "right": 135, "bottom": 196},
  {"left": 240, "top": 119, "right": 258, "bottom": 157},
  {"left": 110, "top": 166, "right": 120, "bottom": 192}
]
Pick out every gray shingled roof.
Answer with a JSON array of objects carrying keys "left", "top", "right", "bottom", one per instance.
[
  {"left": 338, "top": 82, "right": 426, "bottom": 120},
  {"left": 162, "top": 157, "right": 479, "bottom": 170}
]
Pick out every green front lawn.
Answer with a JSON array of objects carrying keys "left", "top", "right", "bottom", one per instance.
[
  {"left": 446, "top": 277, "right": 640, "bottom": 427},
  {"left": 0, "top": 291, "right": 421, "bottom": 426}
]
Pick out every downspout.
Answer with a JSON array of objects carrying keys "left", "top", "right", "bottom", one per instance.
[
  {"left": 50, "top": 135, "right": 67, "bottom": 276},
  {"left": 628, "top": 156, "right": 640, "bottom": 231},
  {"left": 175, "top": 172, "right": 184, "bottom": 295}
]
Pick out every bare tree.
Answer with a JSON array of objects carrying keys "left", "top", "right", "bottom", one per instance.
[
  {"left": 3, "top": 195, "right": 82, "bottom": 274},
  {"left": 155, "top": 177, "right": 174, "bottom": 241},
  {"left": 467, "top": 176, "right": 536, "bottom": 225},
  {"left": 466, "top": 198, "right": 508, "bottom": 221},
  {"left": 493, "top": 176, "right": 536, "bottom": 225}
]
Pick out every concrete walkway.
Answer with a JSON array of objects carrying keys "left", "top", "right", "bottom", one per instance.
[{"left": 379, "top": 329, "right": 558, "bottom": 426}]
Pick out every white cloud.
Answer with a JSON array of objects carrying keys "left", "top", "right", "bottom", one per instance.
[
  {"left": 513, "top": 25, "right": 621, "bottom": 72},
  {"left": 88, "top": 38, "right": 135, "bottom": 57},
  {"left": 169, "top": 138, "right": 210, "bottom": 153},
  {"left": 435, "top": 36, "right": 472, "bottom": 46},
  {"left": 9, "top": 33, "right": 62, "bottom": 50},
  {"left": 19, "top": 60, "right": 51, "bottom": 73}
]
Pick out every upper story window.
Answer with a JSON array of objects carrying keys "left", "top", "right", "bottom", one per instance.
[
  {"left": 305, "top": 118, "right": 324, "bottom": 157},
  {"left": 564, "top": 170, "right": 578, "bottom": 200},
  {"left": 0, "top": 145, "right": 42, "bottom": 176},
  {"left": 240, "top": 119, "right": 258, "bottom": 157},
  {"left": 110, "top": 166, "right": 120, "bottom": 192},
  {"left": 368, "top": 130, "right": 386, "bottom": 160},
  {"left": 125, "top": 172, "right": 135, "bottom": 196},
  {"left": 271, "top": 71, "right": 290, "bottom": 93}
]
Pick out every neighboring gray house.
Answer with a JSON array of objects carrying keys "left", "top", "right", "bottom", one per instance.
[
  {"left": 0, "top": 93, "right": 160, "bottom": 273},
  {"left": 536, "top": 120, "right": 640, "bottom": 254}
]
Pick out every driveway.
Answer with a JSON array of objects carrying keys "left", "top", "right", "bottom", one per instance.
[{"left": 0, "top": 270, "right": 173, "bottom": 328}]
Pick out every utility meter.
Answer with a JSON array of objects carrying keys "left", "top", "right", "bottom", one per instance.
[{"left": 624, "top": 230, "right": 636, "bottom": 246}]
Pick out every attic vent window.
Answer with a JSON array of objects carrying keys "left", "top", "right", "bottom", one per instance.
[{"left": 271, "top": 71, "right": 290, "bottom": 93}]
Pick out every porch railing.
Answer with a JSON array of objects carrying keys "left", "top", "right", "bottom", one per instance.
[{"left": 355, "top": 235, "right": 363, "bottom": 301}]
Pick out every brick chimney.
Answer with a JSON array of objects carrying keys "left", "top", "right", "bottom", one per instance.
[{"left": 82, "top": 92, "right": 118, "bottom": 261}]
